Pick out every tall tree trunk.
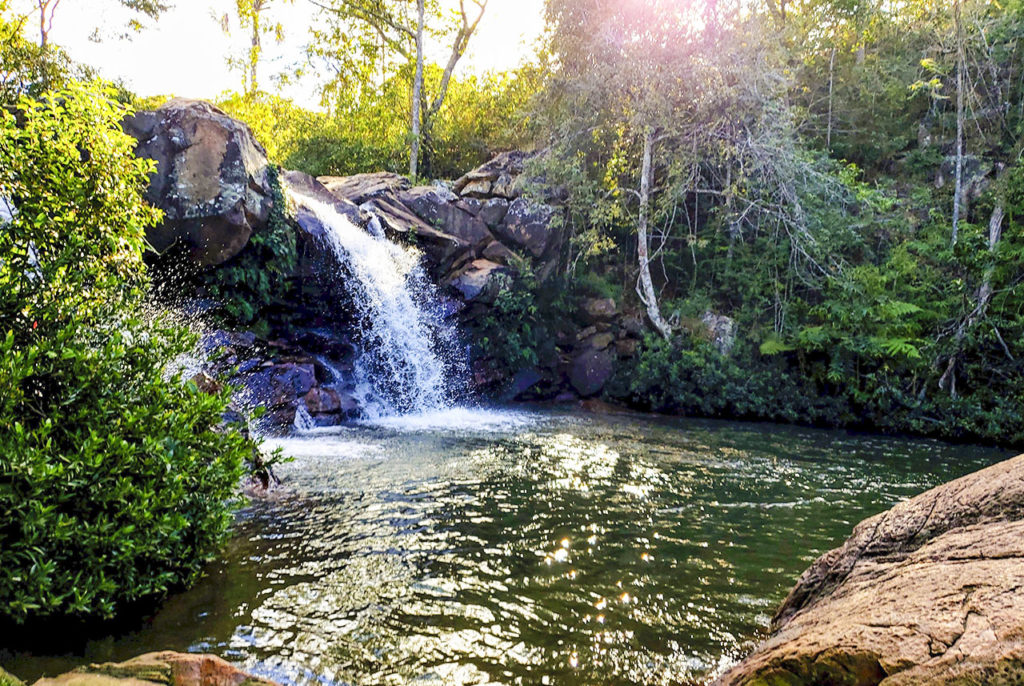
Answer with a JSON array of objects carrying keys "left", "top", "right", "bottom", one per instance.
[
  {"left": 826, "top": 47, "right": 836, "bottom": 151},
  {"left": 636, "top": 127, "right": 672, "bottom": 340},
  {"left": 409, "top": 0, "right": 425, "bottom": 178},
  {"left": 951, "top": 0, "right": 965, "bottom": 247}
]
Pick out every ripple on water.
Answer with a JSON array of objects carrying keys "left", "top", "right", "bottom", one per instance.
[{"left": 1, "top": 409, "right": 1011, "bottom": 686}]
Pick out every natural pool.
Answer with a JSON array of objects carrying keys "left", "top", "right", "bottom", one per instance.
[{"left": 3, "top": 407, "right": 1012, "bottom": 685}]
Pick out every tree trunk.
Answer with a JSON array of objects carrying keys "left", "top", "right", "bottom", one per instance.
[
  {"left": 826, "top": 48, "right": 836, "bottom": 151},
  {"left": 938, "top": 202, "right": 1006, "bottom": 396},
  {"left": 409, "top": 0, "right": 425, "bottom": 178},
  {"left": 636, "top": 127, "right": 672, "bottom": 340},
  {"left": 951, "top": 0, "right": 965, "bottom": 247}
]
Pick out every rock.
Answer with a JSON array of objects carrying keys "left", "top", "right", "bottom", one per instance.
[
  {"left": 482, "top": 240, "right": 517, "bottom": 264},
  {"left": 479, "top": 198, "right": 510, "bottom": 227},
  {"left": 280, "top": 170, "right": 364, "bottom": 233},
  {"left": 317, "top": 172, "right": 410, "bottom": 204},
  {"left": 456, "top": 198, "right": 483, "bottom": 216},
  {"left": 453, "top": 151, "right": 530, "bottom": 195},
  {"left": 580, "top": 331, "right": 615, "bottom": 351},
  {"left": 569, "top": 348, "right": 615, "bottom": 397},
  {"left": 400, "top": 186, "right": 494, "bottom": 249},
  {"left": 123, "top": 99, "right": 272, "bottom": 267},
  {"left": 505, "top": 367, "right": 544, "bottom": 400},
  {"left": 491, "top": 173, "right": 519, "bottom": 199},
  {"left": 716, "top": 452, "right": 1024, "bottom": 686},
  {"left": 620, "top": 315, "right": 645, "bottom": 338},
  {"left": 30, "top": 651, "right": 276, "bottom": 686},
  {"left": 460, "top": 179, "right": 493, "bottom": 197},
  {"left": 449, "top": 259, "right": 510, "bottom": 303},
  {"left": 701, "top": 311, "right": 737, "bottom": 356},
  {"left": 243, "top": 362, "right": 316, "bottom": 409},
  {"left": 302, "top": 386, "right": 341, "bottom": 414},
  {"left": 614, "top": 338, "right": 639, "bottom": 358},
  {"left": 494, "top": 198, "right": 555, "bottom": 258},
  {"left": 582, "top": 298, "right": 617, "bottom": 323}
]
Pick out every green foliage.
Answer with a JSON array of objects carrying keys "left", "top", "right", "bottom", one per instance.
[
  {"left": 199, "top": 165, "right": 298, "bottom": 326},
  {"left": 475, "top": 269, "right": 570, "bottom": 375},
  {"left": 216, "top": 63, "right": 540, "bottom": 180},
  {"left": 0, "top": 82, "right": 253, "bottom": 623}
]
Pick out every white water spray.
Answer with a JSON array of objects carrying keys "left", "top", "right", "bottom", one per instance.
[{"left": 290, "top": 191, "right": 464, "bottom": 418}]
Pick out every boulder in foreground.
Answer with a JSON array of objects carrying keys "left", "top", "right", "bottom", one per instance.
[
  {"left": 30, "top": 652, "right": 276, "bottom": 686},
  {"left": 716, "top": 452, "right": 1024, "bottom": 686}
]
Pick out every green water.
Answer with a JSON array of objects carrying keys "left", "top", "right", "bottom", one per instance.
[{"left": 2, "top": 408, "right": 1012, "bottom": 685}]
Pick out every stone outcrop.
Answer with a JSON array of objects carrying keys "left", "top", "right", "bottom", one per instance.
[
  {"left": 202, "top": 329, "right": 359, "bottom": 429},
  {"left": 27, "top": 652, "right": 275, "bottom": 686},
  {"left": 124, "top": 99, "right": 274, "bottom": 267},
  {"left": 317, "top": 150, "right": 564, "bottom": 289},
  {"left": 716, "top": 452, "right": 1024, "bottom": 686}
]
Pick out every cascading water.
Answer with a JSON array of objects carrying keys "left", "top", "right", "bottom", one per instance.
[{"left": 290, "top": 191, "right": 465, "bottom": 419}]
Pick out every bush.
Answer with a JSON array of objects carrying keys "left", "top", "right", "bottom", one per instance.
[{"left": 0, "top": 82, "right": 253, "bottom": 623}]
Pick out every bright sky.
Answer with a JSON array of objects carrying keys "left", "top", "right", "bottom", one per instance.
[{"left": 10, "top": 0, "right": 546, "bottom": 107}]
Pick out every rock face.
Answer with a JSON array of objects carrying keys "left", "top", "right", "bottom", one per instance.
[
  {"left": 316, "top": 150, "right": 564, "bottom": 290},
  {"left": 123, "top": 99, "right": 273, "bottom": 267},
  {"left": 716, "top": 452, "right": 1024, "bottom": 686},
  {"left": 28, "top": 652, "right": 276, "bottom": 686}
]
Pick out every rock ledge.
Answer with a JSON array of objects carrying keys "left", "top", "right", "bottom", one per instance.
[{"left": 716, "top": 452, "right": 1024, "bottom": 686}]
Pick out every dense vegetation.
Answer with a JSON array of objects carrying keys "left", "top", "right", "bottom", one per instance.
[
  {"left": 530, "top": 0, "right": 1024, "bottom": 445},
  {"left": 0, "top": 20, "right": 254, "bottom": 623}
]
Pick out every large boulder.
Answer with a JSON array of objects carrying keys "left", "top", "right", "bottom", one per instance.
[
  {"left": 29, "top": 652, "right": 276, "bottom": 686},
  {"left": 494, "top": 198, "right": 555, "bottom": 259},
  {"left": 716, "top": 452, "right": 1024, "bottom": 686},
  {"left": 123, "top": 99, "right": 273, "bottom": 267}
]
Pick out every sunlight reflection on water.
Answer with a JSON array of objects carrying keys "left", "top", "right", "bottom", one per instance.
[{"left": 3, "top": 409, "right": 1012, "bottom": 686}]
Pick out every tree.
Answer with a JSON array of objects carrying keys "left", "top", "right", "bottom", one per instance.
[
  {"left": 26, "top": 0, "right": 167, "bottom": 47},
  {"left": 221, "top": 0, "right": 290, "bottom": 95},
  {"left": 309, "top": 0, "right": 488, "bottom": 178},
  {"left": 0, "top": 82, "right": 255, "bottom": 622}
]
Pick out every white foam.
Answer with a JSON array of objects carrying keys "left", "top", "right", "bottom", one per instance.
[{"left": 356, "top": 406, "right": 537, "bottom": 433}]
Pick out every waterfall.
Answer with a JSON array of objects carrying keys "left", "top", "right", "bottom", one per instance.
[{"left": 290, "top": 191, "right": 464, "bottom": 418}]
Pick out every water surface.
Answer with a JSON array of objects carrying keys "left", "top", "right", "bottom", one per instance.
[{"left": 3, "top": 408, "right": 1011, "bottom": 685}]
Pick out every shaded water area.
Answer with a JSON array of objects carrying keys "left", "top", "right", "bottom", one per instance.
[{"left": 3, "top": 408, "right": 1012, "bottom": 685}]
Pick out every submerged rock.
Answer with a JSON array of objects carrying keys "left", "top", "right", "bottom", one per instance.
[
  {"left": 123, "top": 99, "right": 273, "bottom": 267},
  {"left": 29, "top": 652, "right": 275, "bottom": 686},
  {"left": 716, "top": 452, "right": 1024, "bottom": 686}
]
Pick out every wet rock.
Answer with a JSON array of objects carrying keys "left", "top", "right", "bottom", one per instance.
[
  {"left": 302, "top": 387, "right": 341, "bottom": 414},
  {"left": 716, "top": 452, "right": 1024, "bottom": 686},
  {"left": 569, "top": 348, "right": 615, "bottom": 397},
  {"left": 280, "top": 170, "right": 364, "bottom": 234},
  {"left": 30, "top": 651, "right": 276, "bottom": 686},
  {"left": 123, "top": 99, "right": 272, "bottom": 267},
  {"left": 505, "top": 367, "right": 544, "bottom": 401}
]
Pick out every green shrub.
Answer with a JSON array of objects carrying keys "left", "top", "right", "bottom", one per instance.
[{"left": 0, "top": 82, "right": 253, "bottom": 623}]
